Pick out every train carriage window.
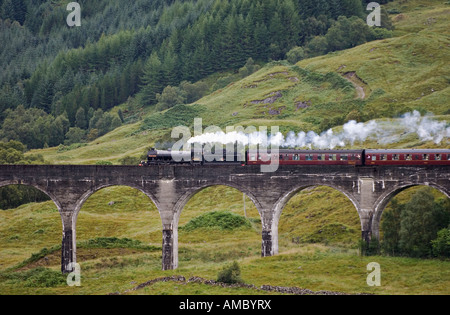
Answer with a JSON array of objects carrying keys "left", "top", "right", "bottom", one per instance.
[
  {"left": 306, "top": 154, "right": 313, "bottom": 161},
  {"left": 414, "top": 155, "right": 420, "bottom": 160},
  {"left": 340, "top": 154, "right": 348, "bottom": 161},
  {"left": 435, "top": 154, "right": 441, "bottom": 161},
  {"left": 371, "top": 155, "right": 376, "bottom": 161},
  {"left": 380, "top": 154, "right": 387, "bottom": 161},
  {"left": 406, "top": 154, "right": 412, "bottom": 161},
  {"left": 423, "top": 154, "right": 429, "bottom": 161},
  {"left": 294, "top": 154, "right": 299, "bottom": 161},
  {"left": 329, "top": 154, "right": 337, "bottom": 161},
  {"left": 285, "top": 154, "right": 289, "bottom": 161},
  {"left": 393, "top": 154, "right": 399, "bottom": 161},
  {"left": 317, "top": 154, "right": 322, "bottom": 161}
]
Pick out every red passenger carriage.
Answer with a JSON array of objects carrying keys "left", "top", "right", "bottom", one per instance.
[
  {"left": 365, "top": 149, "right": 450, "bottom": 166},
  {"left": 246, "top": 150, "right": 364, "bottom": 166}
]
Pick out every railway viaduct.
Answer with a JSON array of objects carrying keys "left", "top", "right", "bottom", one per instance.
[{"left": 0, "top": 164, "right": 449, "bottom": 273}]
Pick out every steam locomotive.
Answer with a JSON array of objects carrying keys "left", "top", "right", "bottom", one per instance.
[{"left": 139, "top": 148, "right": 450, "bottom": 166}]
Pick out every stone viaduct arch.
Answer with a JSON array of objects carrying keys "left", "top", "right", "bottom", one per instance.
[
  {"left": 170, "top": 182, "right": 263, "bottom": 270},
  {"left": 0, "top": 180, "right": 62, "bottom": 212},
  {"left": 0, "top": 164, "right": 448, "bottom": 273},
  {"left": 271, "top": 184, "right": 361, "bottom": 255},
  {"left": 69, "top": 183, "right": 160, "bottom": 270},
  {"left": 371, "top": 183, "right": 450, "bottom": 241}
]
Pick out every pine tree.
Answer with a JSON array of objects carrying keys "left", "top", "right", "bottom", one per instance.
[
  {"left": 50, "top": 115, "right": 67, "bottom": 147},
  {"left": 253, "top": 22, "right": 269, "bottom": 60},
  {"left": 1, "top": 0, "right": 15, "bottom": 21},
  {"left": 119, "top": 69, "right": 130, "bottom": 104},
  {"left": 90, "top": 85, "right": 100, "bottom": 110},
  {"left": 328, "top": 0, "right": 343, "bottom": 19},
  {"left": 140, "top": 52, "right": 163, "bottom": 106},
  {"left": 222, "top": 15, "right": 241, "bottom": 69},
  {"left": 399, "top": 188, "right": 441, "bottom": 257},
  {"left": 380, "top": 6, "right": 394, "bottom": 30},
  {"left": 268, "top": 13, "right": 284, "bottom": 60},
  {"left": 278, "top": 0, "right": 301, "bottom": 53},
  {"left": 341, "top": 0, "right": 364, "bottom": 18},
  {"left": 75, "top": 107, "right": 87, "bottom": 129},
  {"left": 312, "top": 0, "right": 329, "bottom": 17},
  {"left": 162, "top": 46, "right": 179, "bottom": 87},
  {"left": 31, "top": 78, "right": 54, "bottom": 113},
  {"left": 0, "top": 0, "right": 27, "bottom": 25},
  {"left": 13, "top": 0, "right": 26, "bottom": 25}
]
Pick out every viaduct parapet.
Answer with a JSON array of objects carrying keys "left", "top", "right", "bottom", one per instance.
[{"left": 0, "top": 164, "right": 448, "bottom": 273}]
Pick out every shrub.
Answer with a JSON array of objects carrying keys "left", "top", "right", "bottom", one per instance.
[
  {"left": 432, "top": 227, "right": 450, "bottom": 258},
  {"left": 24, "top": 268, "right": 67, "bottom": 288},
  {"left": 96, "top": 161, "right": 113, "bottom": 165},
  {"left": 182, "top": 211, "right": 251, "bottom": 232},
  {"left": 64, "top": 127, "right": 86, "bottom": 146},
  {"left": 119, "top": 155, "right": 140, "bottom": 165},
  {"left": 217, "top": 261, "right": 243, "bottom": 284},
  {"left": 286, "top": 46, "right": 306, "bottom": 64},
  {"left": 1, "top": 267, "right": 67, "bottom": 288}
]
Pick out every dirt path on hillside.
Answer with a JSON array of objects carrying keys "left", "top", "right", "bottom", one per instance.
[{"left": 343, "top": 72, "right": 367, "bottom": 100}]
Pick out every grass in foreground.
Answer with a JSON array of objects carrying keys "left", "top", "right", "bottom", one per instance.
[
  {"left": 0, "top": 244, "right": 448, "bottom": 295},
  {"left": 0, "top": 185, "right": 449, "bottom": 295}
]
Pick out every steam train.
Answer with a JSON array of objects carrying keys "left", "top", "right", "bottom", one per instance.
[{"left": 139, "top": 148, "right": 450, "bottom": 166}]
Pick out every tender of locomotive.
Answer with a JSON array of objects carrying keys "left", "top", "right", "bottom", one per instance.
[{"left": 140, "top": 148, "right": 450, "bottom": 167}]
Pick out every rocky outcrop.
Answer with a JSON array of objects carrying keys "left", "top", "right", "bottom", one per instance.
[
  {"left": 111, "top": 275, "right": 370, "bottom": 295},
  {"left": 251, "top": 91, "right": 283, "bottom": 105}
]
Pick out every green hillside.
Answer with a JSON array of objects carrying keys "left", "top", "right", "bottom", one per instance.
[
  {"left": 1, "top": 0, "right": 449, "bottom": 295},
  {"left": 25, "top": 0, "right": 449, "bottom": 165}
]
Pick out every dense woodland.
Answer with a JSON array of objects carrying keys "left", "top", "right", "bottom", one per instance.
[
  {"left": 0, "top": 0, "right": 393, "bottom": 149},
  {"left": 379, "top": 188, "right": 450, "bottom": 258}
]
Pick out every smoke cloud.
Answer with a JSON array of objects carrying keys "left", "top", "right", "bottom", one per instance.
[{"left": 187, "top": 111, "right": 449, "bottom": 149}]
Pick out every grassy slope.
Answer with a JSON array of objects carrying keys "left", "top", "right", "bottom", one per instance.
[
  {"left": 5, "top": 0, "right": 450, "bottom": 295},
  {"left": 297, "top": 0, "right": 450, "bottom": 116},
  {"left": 1, "top": 184, "right": 449, "bottom": 295}
]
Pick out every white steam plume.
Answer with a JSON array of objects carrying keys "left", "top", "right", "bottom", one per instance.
[{"left": 187, "top": 111, "right": 449, "bottom": 149}]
